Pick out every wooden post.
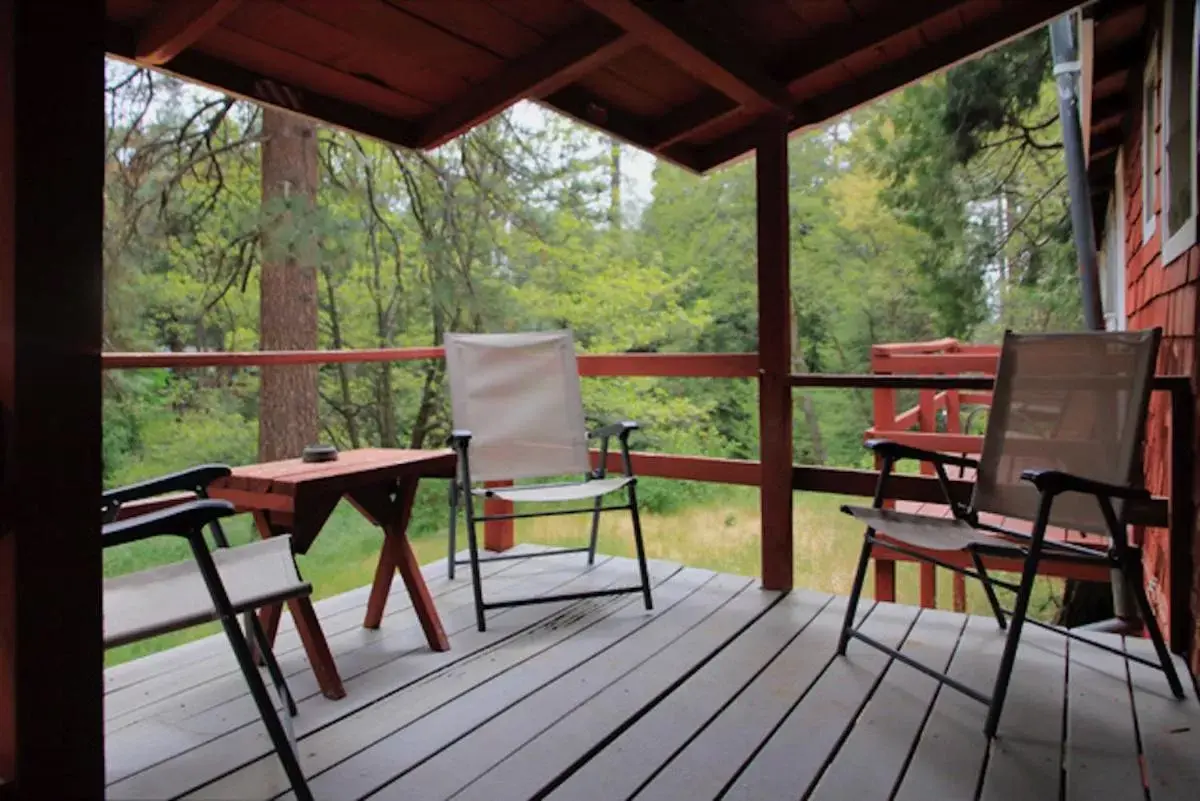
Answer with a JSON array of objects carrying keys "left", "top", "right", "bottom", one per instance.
[
  {"left": 756, "top": 116, "right": 793, "bottom": 592},
  {"left": 1169, "top": 382, "right": 1194, "bottom": 656},
  {"left": 0, "top": 0, "right": 106, "bottom": 794},
  {"left": 917, "top": 388, "right": 937, "bottom": 608},
  {"left": 870, "top": 350, "right": 897, "bottom": 602},
  {"left": 945, "top": 386, "right": 967, "bottom": 612},
  {"left": 483, "top": 481, "right": 516, "bottom": 552}
]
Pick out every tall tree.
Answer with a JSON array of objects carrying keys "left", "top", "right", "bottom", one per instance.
[{"left": 258, "top": 108, "right": 319, "bottom": 461}]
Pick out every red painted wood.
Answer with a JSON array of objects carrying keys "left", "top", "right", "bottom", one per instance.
[
  {"left": 0, "top": 2, "right": 106, "bottom": 793},
  {"left": 101, "top": 348, "right": 760, "bottom": 377},
  {"left": 483, "top": 481, "right": 516, "bottom": 552},
  {"left": 755, "top": 117, "right": 794, "bottom": 592}
]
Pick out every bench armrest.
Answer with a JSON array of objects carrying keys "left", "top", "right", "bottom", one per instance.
[
  {"left": 1020, "top": 469, "right": 1151, "bottom": 501},
  {"left": 865, "top": 439, "right": 978, "bottom": 470},
  {"left": 102, "top": 499, "right": 235, "bottom": 548},
  {"left": 102, "top": 464, "right": 231, "bottom": 508}
]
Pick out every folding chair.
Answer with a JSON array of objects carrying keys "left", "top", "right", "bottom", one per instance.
[
  {"left": 442, "top": 330, "right": 654, "bottom": 632},
  {"left": 839, "top": 329, "right": 1186, "bottom": 738},
  {"left": 101, "top": 465, "right": 313, "bottom": 801}
]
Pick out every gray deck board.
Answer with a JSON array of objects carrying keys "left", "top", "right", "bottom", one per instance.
[
  {"left": 808, "top": 608, "right": 966, "bottom": 801},
  {"left": 1063, "top": 633, "right": 1145, "bottom": 801},
  {"left": 99, "top": 546, "right": 1200, "bottom": 801}
]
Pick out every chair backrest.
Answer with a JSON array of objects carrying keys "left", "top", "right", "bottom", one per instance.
[
  {"left": 973, "top": 329, "right": 1160, "bottom": 534},
  {"left": 443, "top": 330, "right": 591, "bottom": 483}
]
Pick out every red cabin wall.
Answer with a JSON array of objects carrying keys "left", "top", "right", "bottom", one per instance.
[{"left": 1118, "top": 56, "right": 1200, "bottom": 670}]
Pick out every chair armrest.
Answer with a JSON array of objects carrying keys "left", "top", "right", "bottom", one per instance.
[
  {"left": 102, "top": 464, "right": 231, "bottom": 507},
  {"left": 446, "top": 430, "right": 472, "bottom": 449},
  {"left": 1020, "top": 469, "right": 1151, "bottom": 501},
  {"left": 102, "top": 499, "right": 236, "bottom": 548},
  {"left": 865, "top": 439, "right": 978, "bottom": 470},
  {"left": 589, "top": 420, "right": 639, "bottom": 441}
]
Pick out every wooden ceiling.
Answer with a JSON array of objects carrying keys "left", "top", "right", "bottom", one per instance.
[{"left": 106, "top": 0, "right": 1087, "bottom": 173}]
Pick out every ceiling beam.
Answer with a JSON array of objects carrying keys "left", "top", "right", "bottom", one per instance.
[
  {"left": 576, "top": 0, "right": 791, "bottom": 110},
  {"left": 696, "top": 0, "right": 1083, "bottom": 171},
  {"left": 136, "top": 0, "right": 244, "bottom": 65},
  {"left": 648, "top": 0, "right": 968, "bottom": 151},
  {"left": 1092, "top": 38, "right": 1144, "bottom": 84},
  {"left": 538, "top": 86, "right": 703, "bottom": 173},
  {"left": 773, "top": 0, "right": 968, "bottom": 90},
  {"left": 415, "top": 21, "right": 633, "bottom": 149},
  {"left": 647, "top": 91, "right": 738, "bottom": 148},
  {"left": 108, "top": 22, "right": 419, "bottom": 148},
  {"left": 1089, "top": 93, "right": 1129, "bottom": 128}
]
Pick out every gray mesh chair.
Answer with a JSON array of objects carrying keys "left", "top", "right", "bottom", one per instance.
[
  {"left": 102, "top": 466, "right": 313, "bottom": 801},
  {"left": 839, "top": 329, "right": 1186, "bottom": 738},
  {"left": 443, "top": 330, "right": 653, "bottom": 632}
]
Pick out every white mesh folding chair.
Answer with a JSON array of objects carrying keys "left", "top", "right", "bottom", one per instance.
[
  {"left": 839, "top": 329, "right": 1186, "bottom": 738},
  {"left": 443, "top": 330, "right": 653, "bottom": 632},
  {"left": 101, "top": 466, "right": 313, "bottom": 801}
]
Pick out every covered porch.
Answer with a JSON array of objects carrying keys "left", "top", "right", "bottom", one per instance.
[
  {"left": 106, "top": 545, "right": 1199, "bottom": 800},
  {"left": 2, "top": 0, "right": 1197, "bottom": 798}
]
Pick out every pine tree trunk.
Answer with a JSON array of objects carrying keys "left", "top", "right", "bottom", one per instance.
[
  {"left": 609, "top": 138, "right": 622, "bottom": 228},
  {"left": 258, "top": 108, "right": 319, "bottom": 462}
]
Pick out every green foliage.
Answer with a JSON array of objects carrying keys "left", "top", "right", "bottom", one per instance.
[{"left": 101, "top": 30, "right": 1082, "bottom": 598}]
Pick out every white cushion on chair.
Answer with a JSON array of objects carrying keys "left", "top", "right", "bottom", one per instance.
[
  {"left": 474, "top": 477, "right": 633, "bottom": 503},
  {"left": 103, "top": 535, "right": 311, "bottom": 648}
]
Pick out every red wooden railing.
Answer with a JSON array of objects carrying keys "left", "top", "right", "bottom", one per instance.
[{"left": 102, "top": 345, "right": 1191, "bottom": 652}]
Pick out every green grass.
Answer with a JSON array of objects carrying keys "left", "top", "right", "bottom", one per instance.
[{"left": 104, "top": 486, "right": 1064, "bottom": 667}]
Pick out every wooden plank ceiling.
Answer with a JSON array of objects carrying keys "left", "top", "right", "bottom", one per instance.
[{"left": 106, "top": 0, "right": 1087, "bottom": 173}]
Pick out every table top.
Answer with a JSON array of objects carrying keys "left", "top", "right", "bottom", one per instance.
[{"left": 215, "top": 448, "right": 456, "bottom": 497}]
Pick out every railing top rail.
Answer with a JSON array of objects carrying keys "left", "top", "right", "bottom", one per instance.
[
  {"left": 101, "top": 349, "right": 760, "bottom": 378},
  {"left": 792, "top": 372, "right": 1192, "bottom": 392}
]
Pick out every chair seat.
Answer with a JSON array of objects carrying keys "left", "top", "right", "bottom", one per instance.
[
  {"left": 475, "top": 476, "right": 633, "bottom": 503},
  {"left": 103, "top": 535, "right": 311, "bottom": 648},
  {"left": 842, "top": 506, "right": 1004, "bottom": 552}
]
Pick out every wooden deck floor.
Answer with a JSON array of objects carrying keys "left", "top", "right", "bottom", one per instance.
[{"left": 104, "top": 546, "right": 1200, "bottom": 801}]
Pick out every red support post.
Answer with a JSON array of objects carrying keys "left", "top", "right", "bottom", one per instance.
[
  {"left": 0, "top": 1, "right": 106, "bottom": 794},
  {"left": 483, "top": 481, "right": 516, "bottom": 552},
  {"left": 756, "top": 116, "right": 793, "bottom": 592}
]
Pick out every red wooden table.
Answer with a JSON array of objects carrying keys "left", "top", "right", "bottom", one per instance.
[{"left": 209, "top": 448, "right": 457, "bottom": 699}]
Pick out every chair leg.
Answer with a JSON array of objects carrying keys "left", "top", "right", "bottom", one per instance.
[
  {"left": 1124, "top": 552, "right": 1186, "bottom": 700},
  {"left": 838, "top": 529, "right": 874, "bottom": 656},
  {"left": 247, "top": 609, "right": 298, "bottom": 717},
  {"left": 462, "top": 491, "right": 487, "bottom": 632},
  {"left": 218, "top": 610, "right": 312, "bottom": 801},
  {"left": 970, "top": 550, "right": 1007, "bottom": 631},
  {"left": 983, "top": 528, "right": 1047, "bottom": 739},
  {"left": 448, "top": 481, "right": 459, "bottom": 580},
  {"left": 627, "top": 482, "right": 654, "bottom": 611},
  {"left": 587, "top": 496, "right": 602, "bottom": 566}
]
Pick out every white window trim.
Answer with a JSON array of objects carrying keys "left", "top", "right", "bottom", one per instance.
[
  {"left": 1142, "top": 33, "right": 1159, "bottom": 245},
  {"left": 1109, "top": 148, "right": 1128, "bottom": 331},
  {"left": 1161, "top": 0, "right": 1200, "bottom": 265}
]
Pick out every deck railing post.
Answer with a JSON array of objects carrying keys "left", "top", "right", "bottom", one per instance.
[
  {"left": 483, "top": 482, "right": 516, "bottom": 552},
  {"left": 756, "top": 116, "right": 793, "bottom": 592},
  {"left": 870, "top": 348, "right": 898, "bottom": 603}
]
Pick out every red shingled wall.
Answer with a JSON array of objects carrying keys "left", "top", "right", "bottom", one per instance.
[{"left": 1119, "top": 65, "right": 1200, "bottom": 671}]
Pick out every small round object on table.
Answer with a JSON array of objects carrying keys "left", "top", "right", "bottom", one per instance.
[{"left": 302, "top": 444, "right": 339, "bottom": 463}]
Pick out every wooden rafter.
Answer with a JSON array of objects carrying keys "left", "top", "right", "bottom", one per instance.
[
  {"left": 109, "top": 23, "right": 419, "bottom": 148},
  {"left": 538, "top": 86, "right": 702, "bottom": 172},
  {"left": 1092, "top": 38, "right": 1144, "bottom": 84},
  {"left": 135, "top": 0, "right": 243, "bottom": 65},
  {"left": 696, "top": 0, "right": 1084, "bottom": 171},
  {"left": 647, "top": 90, "right": 738, "bottom": 149},
  {"left": 415, "top": 21, "right": 634, "bottom": 149},
  {"left": 774, "top": 0, "right": 968, "bottom": 90},
  {"left": 577, "top": 0, "right": 791, "bottom": 110},
  {"left": 647, "top": 0, "right": 967, "bottom": 152}
]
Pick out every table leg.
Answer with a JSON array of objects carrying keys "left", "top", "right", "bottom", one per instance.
[
  {"left": 251, "top": 511, "right": 347, "bottom": 700},
  {"left": 359, "top": 478, "right": 449, "bottom": 651},
  {"left": 287, "top": 595, "right": 346, "bottom": 700}
]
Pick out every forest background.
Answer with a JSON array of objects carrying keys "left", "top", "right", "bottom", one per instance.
[{"left": 102, "top": 31, "right": 1086, "bottom": 662}]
